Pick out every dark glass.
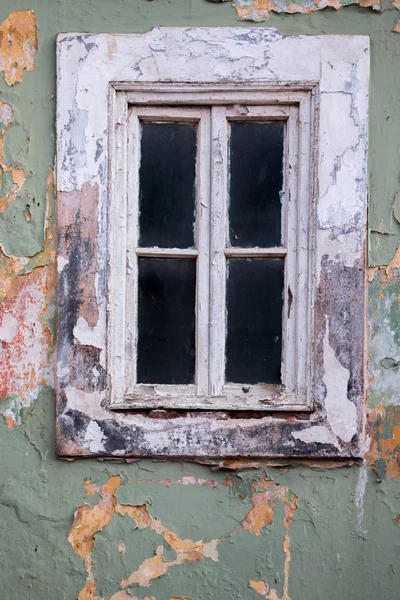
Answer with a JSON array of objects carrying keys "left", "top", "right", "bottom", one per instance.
[
  {"left": 139, "top": 122, "right": 197, "bottom": 248},
  {"left": 225, "top": 258, "right": 284, "bottom": 384},
  {"left": 137, "top": 258, "right": 196, "bottom": 384},
  {"left": 229, "top": 121, "right": 284, "bottom": 248}
]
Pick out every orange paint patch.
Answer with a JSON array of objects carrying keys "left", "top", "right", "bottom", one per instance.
[
  {"left": 0, "top": 10, "right": 37, "bottom": 85},
  {"left": 241, "top": 478, "right": 277, "bottom": 535},
  {"left": 250, "top": 580, "right": 270, "bottom": 596}
]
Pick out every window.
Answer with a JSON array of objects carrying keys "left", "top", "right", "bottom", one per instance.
[
  {"left": 109, "top": 91, "right": 313, "bottom": 412},
  {"left": 56, "top": 28, "right": 369, "bottom": 458}
]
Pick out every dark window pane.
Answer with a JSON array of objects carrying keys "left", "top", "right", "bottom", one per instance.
[
  {"left": 139, "top": 122, "right": 197, "bottom": 248},
  {"left": 229, "top": 121, "right": 284, "bottom": 247},
  {"left": 225, "top": 258, "right": 284, "bottom": 384},
  {"left": 137, "top": 258, "right": 196, "bottom": 384}
]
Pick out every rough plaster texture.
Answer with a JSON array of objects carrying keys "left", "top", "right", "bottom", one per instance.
[{"left": 0, "top": 1, "right": 400, "bottom": 599}]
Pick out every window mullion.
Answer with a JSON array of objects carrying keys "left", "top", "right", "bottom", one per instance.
[
  {"left": 209, "top": 106, "right": 228, "bottom": 397},
  {"left": 195, "top": 108, "right": 212, "bottom": 396},
  {"left": 124, "top": 106, "right": 140, "bottom": 395}
]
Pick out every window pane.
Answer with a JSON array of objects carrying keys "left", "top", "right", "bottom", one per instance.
[
  {"left": 229, "top": 121, "right": 284, "bottom": 248},
  {"left": 137, "top": 258, "right": 196, "bottom": 384},
  {"left": 225, "top": 258, "right": 284, "bottom": 384},
  {"left": 139, "top": 122, "right": 197, "bottom": 248}
]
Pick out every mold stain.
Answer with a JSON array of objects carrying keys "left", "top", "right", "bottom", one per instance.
[
  {"left": 0, "top": 10, "right": 37, "bottom": 86},
  {"left": 233, "top": 0, "right": 380, "bottom": 23}
]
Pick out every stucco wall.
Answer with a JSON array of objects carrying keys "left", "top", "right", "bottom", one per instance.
[{"left": 0, "top": 1, "right": 399, "bottom": 598}]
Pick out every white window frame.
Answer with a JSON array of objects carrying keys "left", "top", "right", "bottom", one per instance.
[
  {"left": 56, "top": 28, "right": 369, "bottom": 458},
  {"left": 109, "top": 87, "right": 314, "bottom": 412}
]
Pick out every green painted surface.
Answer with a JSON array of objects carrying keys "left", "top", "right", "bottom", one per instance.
[{"left": 0, "top": 1, "right": 400, "bottom": 598}]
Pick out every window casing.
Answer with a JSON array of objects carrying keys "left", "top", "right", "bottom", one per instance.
[
  {"left": 56, "top": 28, "right": 368, "bottom": 458},
  {"left": 109, "top": 89, "right": 314, "bottom": 412}
]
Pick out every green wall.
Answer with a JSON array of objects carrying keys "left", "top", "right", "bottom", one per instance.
[{"left": 0, "top": 1, "right": 399, "bottom": 598}]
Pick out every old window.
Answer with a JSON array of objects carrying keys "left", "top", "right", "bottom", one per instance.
[
  {"left": 109, "top": 93, "right": 312, "bottom": 412},
  {"left": 57, "top": 28, "right": 369, "bottom": 458}
]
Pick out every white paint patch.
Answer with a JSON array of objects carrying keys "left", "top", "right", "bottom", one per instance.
[
  {"left": 0, "top": 312, "right": 19, "bottom": 342},
  {"left": 203, "top": 539, "right": 219, "bottom": 562},
  {"left": 316, "top": 228, "right": 363, "bottom": 283},
  {"left": 73, "top": 316, "right": 105, "bottom": 350},
  {"left": 291, "top": 425, "right": 339, "bottom": 449},
  {"left": 323, "top": 323, "right": 358, "bottom": 443},
  {"left": 64, "top": 386, "right": 109, "bottom": 421},
  {"left": 84, "top": 420, "right": 106, "bottom": 453},
  {"left": 57, "top": 255, "right": 69, "bottom": 273}
]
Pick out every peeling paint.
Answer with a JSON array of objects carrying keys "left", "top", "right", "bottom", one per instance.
[
  {"left": 0, "top": 167, "right": 56, "bottom": 426},
  {"left": 69, "top": 476, "right": 220, "bottom": 599},
  {"left": 0, "top": 100, "right": 25, "bottom": 215},
  {"left": 244, "top": 475, "right": 297, "bottom": 600},
  {"left": 234, "top": 0, "right": 380, "bottom": 23},
  {"left": 366, "top": 403, "right": 400, "bottom": 480},
  {"left": 0, "top": 10, "right": 37, "bottom": 85},
  {"left": 322, "top": 323, "right": 358, "bottom": 443}
]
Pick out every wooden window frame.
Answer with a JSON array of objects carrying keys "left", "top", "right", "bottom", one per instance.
[
  {"left": 56, "top": 28, "right": 369, "bottom": 458},
  {"left": 109, "top": 88, "right": 314, "bottom": 412}
]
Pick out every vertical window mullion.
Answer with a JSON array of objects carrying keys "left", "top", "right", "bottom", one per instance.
[
  {"left": 110, "top": 93, "right": 129, "bottom": 404},
  {"left": 283, "top": 107, "right": 299, "bottom": 393},
  {"left": 209, "top": 106, "right": 228, "bottom": 397},
  {"left": 124, "top": 106, "right": 140, "bottom": 395},
  {"left": 196, "top": 108, "right": 211, "bottom": 396}
]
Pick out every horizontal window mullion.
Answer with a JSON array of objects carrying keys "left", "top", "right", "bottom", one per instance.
[
  {"left": 136, "top": 247, "right": 199, "bottom": 258},
  {"left": 224, "top": 248, "right": 287, "bottom": 258}
]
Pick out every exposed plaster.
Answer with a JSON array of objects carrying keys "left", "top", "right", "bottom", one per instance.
[{"left": 0, "top": 10, "right": 37, "bottom": 85}]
